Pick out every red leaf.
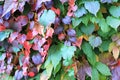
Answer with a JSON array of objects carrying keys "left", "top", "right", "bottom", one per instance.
[
  {"left": 51, "top": 7, "right": 60, "bottom": 16},
  {"left": 23, "top": 41, "right": 32, "bottom": 50},
  {"left": 45, "top": 27, "right": 54, "bottom": 38},
  {"left": 24, "top": 49, "right": 30, "bottom": 57},
  {"left": 58, "top": 33, "right": 66, "bottom": 41},
  {"left": 0, "top": 24, "right": 6, "bottom": 31},
  {"left": 68, "top": 0, "right": 75, "bottom": 7},
  {"left": 28, "top": 72, "right": 35, "bottom": 77},
  {"left": 26, "top": 29, "right": 38, "bottom": 40},
  {"left": 27, "top": 30, "right": 34, "bottom": 40}
]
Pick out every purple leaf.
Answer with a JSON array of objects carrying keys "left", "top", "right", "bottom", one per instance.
[
  {"left": 64, "top": 40, "right": 71, "bottom": 46},
  {"left": 27, "top": 12, "right": 34, "bottom": 20},
  {"left": 0, "top": 61, "right": 6, "bottom": 74},
  {"left": 6, "top": 64, "right": 13, "bottom": 74},
  {"left": 17, "top": 34, "right": 27, "bottom": 44},
  {"left": 54, "top": 25, "right": 64, "bottom": 34},
  {"left": 3, "top": 11, "right": 11, "bottom": 20},
  {"left": 16, "top": 16, "right": 28, "bottom": 26},
  {"left": 62, "top": 16, "right": 71, "bottom": 24},
  {"left": 2, "top": 0, "right": 18, "bottom": 17},
  {"left": 67, "top": 28, "right": 76, "bottom": 37},
  {"left": 32, "top": 53, "right": 42, "bottom": 65},
  {"left": 14, "top": 70, "right": 23, "bottom": 80},
  {"left": 45, "top": 1, "right": 53, "bottom": 9},
  {"left": 111, "top": 66, "right": 120, "bottom": 80},
  {"left": 69, "top": 36, "right": 77, "bottom": 43}
]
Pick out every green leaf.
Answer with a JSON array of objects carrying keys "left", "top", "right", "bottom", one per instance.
[
  {"left": 53, "top": 62, "right": 61, "bottom": 75},
  {"left": 48, "top": 44, "right": 62, "bottom": 69},
  {"left": 106, "top": 16, "right": 120, "bottom": 30},
  {"left": 80, "top": 23, "right": 95, "bottom": 35},
  {"left": 72, "top": 18, "right": 81, "bottom": 28},
  {"left": 82, "top": 41, "right": 96, "bottom": 65},
  {"left": 46, "top": 44, "right": 76, "bottom": 69},
  {"left": 74, "top": 7, "right": 87, "bottom": 18},
  {"left": 39, "top": 10, "right": 56, "bottom": 27},
  {"left": 68, "top": 68, "right": 75, "bottom": 77},
  {"left": 95, "top": 62, "right": 111, "bottom": 76},
  {"left": 81, "top": 14, "right": 90, "bottom": 25},
  {"left": 99, "top": 19, "right": 110, "bottom": 32},
  {"left": 0, "top": 29, "right": 12, "bottom": 41},
  {"left": 45, "top": 62, "right": 54, "bottom": 78},
  {"left": 99, "top": 41, "right": 111, "bottom": 52},
  {"left": 60, "top": 45, "right": 76, "bottom": 60},
  {"left": 89, "top": 36, "right": 102, "bottom": 48},
  {"left": 84, "top": 1, "right": 100, "bottom": 16},
  {"left": 113, "top": 0, "right": 118, "bottom": 2},
  {"left": 109, "top": 6, "right": 120, "bottom": 18},
  {"left": 63, "top": 59, "right": 73, "bottom": 66},
  {"left": 91, "top": 68, "right": 99, "bottom": 80}
]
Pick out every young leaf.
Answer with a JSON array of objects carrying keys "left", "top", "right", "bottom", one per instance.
[
  {"left": 39, "top": 10, "right": 56, "bottom": 27},
  {"left": 109, "top": 6, "right": 120, "bottom": 18},
  {"left": 95, "top": 62, "right": 111, "bottom": 76},
  {"left": 99, "top": 19, "right": 110, "bottom": 32},
  {"left": 84, "top": 1, "right": 100, "bottom": 16},
  {"left": 72, "top": 18, "right": 81, "bottom": 28},
  {"left": 74, "top": 7, "right": 87, "bottom": 18},
  {"left": 60, "top": 44, "right": 76, "bottom": 60},
  {"left": 106, "top": 16, "right": 120, "bottom": 30},
  {"left": 89, "top": 36, "right": 102, "bottom": 48}
]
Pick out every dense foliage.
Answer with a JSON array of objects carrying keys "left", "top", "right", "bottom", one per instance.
[{"left": 0, "top": 0, "right": 120, "bottom": 80}]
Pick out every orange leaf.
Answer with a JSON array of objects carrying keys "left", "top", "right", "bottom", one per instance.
[
  {"left": 34, "top": 22, "right": 44, "bottom": 36},
  {"left": 69, "top": 0, "right": 75, "bottom": 7},
  {"left": 74, "top": 36, "right": 83, "bottom": 48},
  {"left": 112, "top": 46, "right": 120, "bottom": 60}
]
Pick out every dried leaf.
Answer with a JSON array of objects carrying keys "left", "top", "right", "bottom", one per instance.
[{"left": 112, "top": 47, "right": 120, "bottom": 60}]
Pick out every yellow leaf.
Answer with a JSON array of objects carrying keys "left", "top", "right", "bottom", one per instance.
[
  {"left": 109, "top": 42, "right": 116, "bottom": 52},
  {"left": 83, "top": 34, "right": 89, "bottom": 41}
]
